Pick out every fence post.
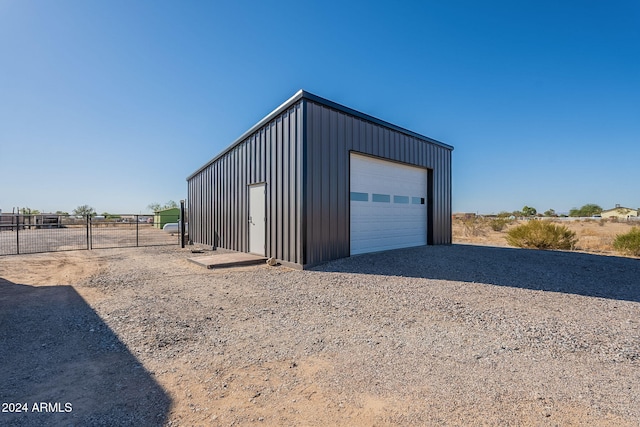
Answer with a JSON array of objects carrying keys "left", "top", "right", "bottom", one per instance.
[
  {"left": 86, "top": 215, "right": 91, "bottom": 250},
  {"left": 136, "top": 215, "right": 139, "bottom": 247},
  {"left": 180, "top": 200, "right": 185, "bottom": 248},
  {"left": 16, "top": 214, "right": 20, "bottom": 255}
]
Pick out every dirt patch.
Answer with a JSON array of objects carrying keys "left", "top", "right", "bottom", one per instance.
[
  {"left": 0, "top": 251, "right": 104, "bottom": 286},
  {"left": 2, "top": 245, "right": 640, "bottom": 425}
]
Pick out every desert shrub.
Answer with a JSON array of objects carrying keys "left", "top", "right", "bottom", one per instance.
[
  {"left": 461, "top": 217, "right": 487, "bottom": 237},
  {"left": 613, "top": 227, "right": 640, "bottom": 256},
  {"left": 490, "top": 218, "right": 510, "bottom": 232},
  {"left": 506, "top": 220, "right": 578, "bottom": 250}
]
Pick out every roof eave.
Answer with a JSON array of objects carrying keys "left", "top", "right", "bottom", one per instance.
[{"left": 187, "top": 90, "right": 453, "bottom": 181}]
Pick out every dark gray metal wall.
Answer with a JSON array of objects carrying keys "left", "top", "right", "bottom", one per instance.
[
  {"left": 187, "top": 90, "right": 453, "bottom": 269},
  {"left": 303, "top": 100, "right": 452, "bottom": 268},
  {"left": 187, "top": 101, "right": 304, "bottom": 266}
]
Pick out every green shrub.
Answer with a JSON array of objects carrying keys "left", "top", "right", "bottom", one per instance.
[
  {"left": 490, "top": 218, "right": 510, "bottom": 232},
  {"left": 506, "top": 220, "right": 577, "bottom": 250},
  {"left": 613, "top": 227, "right": 640, "bottom": 256}
]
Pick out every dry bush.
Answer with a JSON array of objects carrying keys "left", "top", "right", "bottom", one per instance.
[
  {"left": 489, "top": 218, "right": 510, "bottom": 232},
  {"left": 506, "top": 220, "right": 578, "bottom": 250},
  {"left": 461, "top": 217, "right": 487, "bottom": 237},
  {"left": 613, "top": 227, "right": 640, "bottom": 256}
]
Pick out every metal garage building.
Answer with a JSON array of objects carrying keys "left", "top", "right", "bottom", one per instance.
[{"left": 187, "top": 90, "right": 453, "bottom": 269}]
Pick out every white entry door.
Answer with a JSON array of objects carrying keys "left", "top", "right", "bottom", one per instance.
[
  {"left": 249, "top": 184, "right": 266, "bottom": 256},
  {"left": 350, "top": 153, "right": 428, "bottom": 255}
]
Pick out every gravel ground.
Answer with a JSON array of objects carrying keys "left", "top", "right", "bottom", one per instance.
[{"left": 1, "top": 244, "right": 639, "bottom": 426}]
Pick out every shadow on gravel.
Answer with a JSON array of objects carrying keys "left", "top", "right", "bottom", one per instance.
[
  {"left": 0, "top": 278, "right": 171, "bottom": 427},
  {"left": 315, "top": 244, "right": 640, "bottom": 303}
]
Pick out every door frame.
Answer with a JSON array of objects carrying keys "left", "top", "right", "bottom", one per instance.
[{"left": 248, "top": 183, "right": 266, "bottom": 256}]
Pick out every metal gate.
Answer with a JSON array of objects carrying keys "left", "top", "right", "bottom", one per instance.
[{"left": 0, "top": 213, "right": 184, "bottom": 256}]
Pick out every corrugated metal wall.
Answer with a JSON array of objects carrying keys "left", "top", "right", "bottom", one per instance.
[
  {"left": 187, "top": 101, "right": 304, "bottom": 266},
  {"left": 187, "top": 92, "right": 452, "bottom": 269},
  {"left": 303, "top": 100, "right": 452, "bottom": 268}
]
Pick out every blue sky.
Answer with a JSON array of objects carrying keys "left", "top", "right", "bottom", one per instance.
[{"left": 1, "top": 0, "right": 638, "bottom": 215}]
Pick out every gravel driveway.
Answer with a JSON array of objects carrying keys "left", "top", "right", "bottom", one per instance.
[{"left": 1, "top": 244, "right": 639, "bottom": 426}]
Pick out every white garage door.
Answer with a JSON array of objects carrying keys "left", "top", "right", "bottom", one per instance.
[{"left": 350, "top": 153, "right": 428, "bottom": 255}]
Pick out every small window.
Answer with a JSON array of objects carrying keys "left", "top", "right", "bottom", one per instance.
[
  {"left": 412, "top": 197, "right": 425, "bottom": 205},
  {"left": 372, "top": 194, "right": 391, "bottom": 203},
  {"left": 350, "top": 192, "right": 368, "bottom": 202},
  {"left": 394, "top": 195, "right": 410, "bottom": 204}
]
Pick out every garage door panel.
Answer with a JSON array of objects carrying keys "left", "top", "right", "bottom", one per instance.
[{"left": 350, "top": 153, "right": 428, "bottom": 256}]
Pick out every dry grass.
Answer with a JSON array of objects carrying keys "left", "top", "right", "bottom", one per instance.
[{"left": 453, "top": 217, "right": 640, "bottom": 257}]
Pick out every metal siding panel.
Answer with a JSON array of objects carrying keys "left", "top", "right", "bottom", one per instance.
[
  {"left": 389, "top": 132, "right": 397, "bottom": 163},
  {"left": 207, "top": 166, "right": 211, "bottom": 245},
  {"left": 239, "top": 146, "right": 243, "bottom": 250},
  {"left": 329, "top": 108, "right": 339, "bottom": 260},
  {"left": 270, "top": 122, "right": 282, "bottom": 258},
  {"left": 191, "top": 176, "right": 195, "bottom": 243},
  {"left": 215, "top": 162, "right": 219, "bottom": 245},
  {"left": 231, "top": 149, "right": 236, "bottom": 249},
  {"left": 257, "top": 130, "right": 263, "bottom": 183},
  {"left": 337, "top": 112, "right": 348, "bottom": 257},
  {"left": 200, "top": 170, "right": 204, "bottom": 244},
  {"left": 402, "top": 134, "right": 408, "bottom": 164},
  {"left": 364, "top": 120, "right": 372, "bottom": 154},
  {"left": 270, "top": 122, "right": 277, "bottom": 258},
  {"left": 371, "top": 123, "right": 379, "bottom": 158},
  {"left": 227, "top": 154, "right": 232, "bottom": 247},
  {"left": 289, "top": 107, "right": 297, "bottom": 263},
  {"left": 351, "top": 116, "right": 359, "bottom": 152},
  {"left": 240, "top": 143, "right": 247, "bottom": 252},
  {"left": 228, "top": 151, "right": 232, "bottom": 248},
  {"left": 310, "top": 103, "right": 323, "bottom": 265},
  {"left": 298, "top": 101, "right": 305, "bottom": 265},
  {"left": 203, "top": 169, "right": 207, "bottom": 245},
  {"left": 250, "top": 135, "right": 255, "bottom": 185},
  {"left": 382, "top": 127, "right": 390, "bottom": 159},
  {"left": 231, "top": 148, "right": 237, "bottom": 249},
  {"left": 219, "top": 158, "right": 223, "bottom": 247},
  {"left": 410, "top": 135, "right": 416, "bottom": 164},
  {"left": 282, "top": 113, "right": 289, "bottom": 261},
  {"left": 222, "top": 156, "right": 227, "bottom": 247},
  {"left": 321, "top": 106, "right": 331, "bottom": 262},
  {"left": 204, "top": 168, "right": 209, "bottom": 246},
  {"left": 272, "top": 117, "right": 285, "bottom": 259},
  {"left": 304, "top": 104, "right": 312, "bottom": 265},
  {"left": 266, "top": 124, "right": 272, "bottom": 256}
]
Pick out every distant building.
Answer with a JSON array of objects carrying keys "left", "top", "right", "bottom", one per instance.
[
  {"left": 452, "top": 213, "right": 477, "bottom": 219},
  {"left": 153, "top": 208, "right": 180, "bottom": 229},
  {"left": 601, "top": 205, "right": 639, "bottom": 220}
]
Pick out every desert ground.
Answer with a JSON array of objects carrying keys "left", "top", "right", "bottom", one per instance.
[
  {"left": 453, "top": 216, "right": 639, "bottom": 256},
  {"left": 1, "top": 220, "right": 639, "bottom": 426}
]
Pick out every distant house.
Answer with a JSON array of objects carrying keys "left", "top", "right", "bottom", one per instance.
[
  {"left": 601, "top": 205, "right": 639, "bottom": 220},
  {"left": 153, "top": 208, "right": 180, "bottom": 229}
]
